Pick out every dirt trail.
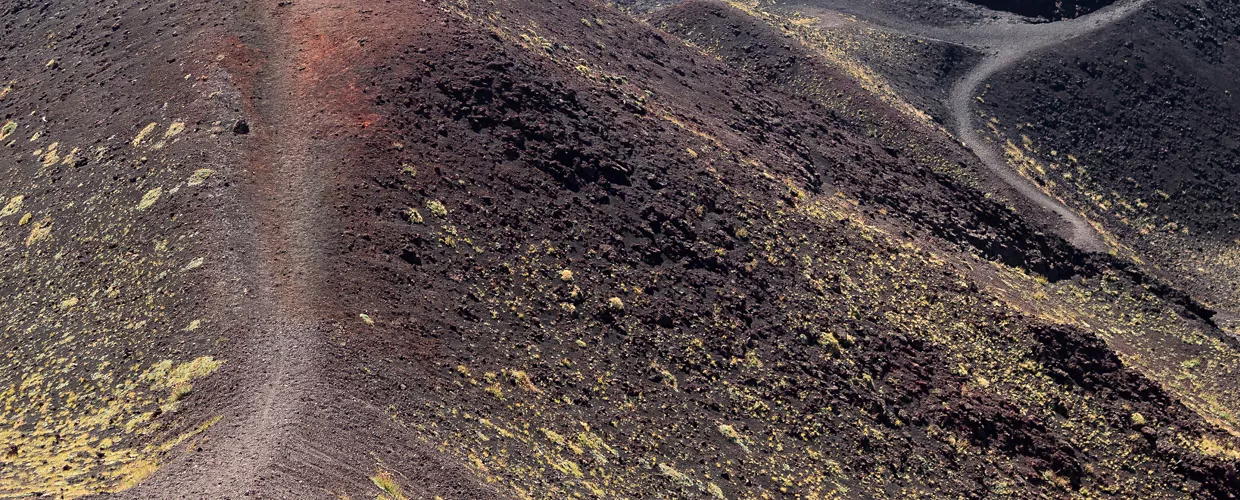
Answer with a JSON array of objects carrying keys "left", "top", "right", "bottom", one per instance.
[
  {"left": 943, "top": 0, "right": 1152, "bottom": 252},
  {"left": 120, "top": 2, "right": 333, "bottom": 497},
  {"left": 794, "top": 0, "right": 1151, "bottom": 252}
]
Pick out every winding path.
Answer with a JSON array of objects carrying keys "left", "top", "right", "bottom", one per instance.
[
  {"left": 800, "top": 0, "right": 1152, "bottom": 251},
  {"left": 941, "top": 0, "right": 1152, "bottom": 252}
]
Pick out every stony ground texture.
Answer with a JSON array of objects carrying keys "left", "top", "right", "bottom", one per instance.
[{"left": 0, "top": 0, "right": 1237, "bottom": 498}]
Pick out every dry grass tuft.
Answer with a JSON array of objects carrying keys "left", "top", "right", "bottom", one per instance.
[{"left": 371, "top": 470, "right": 409, "bottom": 500}]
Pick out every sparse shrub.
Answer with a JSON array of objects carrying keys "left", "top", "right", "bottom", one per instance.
[
  {"left": 818, "top": 331, "right": 843, "bottom": 357},
  {"left": 426, "top": 199, "right": 448, "bottom": 217},
  {"left": 717, "top": 423, "right": 751, "bottom": 452},
  {"left": 653, "top": 366, "right": 678, "bottom": 391},
  {"left": 405, "top": 207, "right": 423, "bottom": 224},
  {"left": 371, "top": 470, "right": 409, "bottom": 500},
  {"left": 508, "top": 369, "right": 541, "bottom": 393},
  {"left": 657, "top": 462, "right": 693, "bottom": 488},
  {"left": 743, "top": 350, "right": 763, "bottom": 369},
  {"left": 824, "top": 459, "right": 844, "bottom": 477}
]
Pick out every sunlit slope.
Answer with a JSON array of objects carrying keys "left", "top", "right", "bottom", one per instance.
[{"left": 0, "top": 1, "right": 246, "bottom": 496}]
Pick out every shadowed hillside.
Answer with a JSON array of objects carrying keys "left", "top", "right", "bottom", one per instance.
[{"left": 979, "top": 0, "right": 1240, "bottom": 319}]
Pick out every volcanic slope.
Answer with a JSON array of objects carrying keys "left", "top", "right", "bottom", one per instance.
[
  {"left": 0, "top": 0, "right": 245, "bottom": 497},
  {"left": 1, "top": 0, "right": 1238, "bottom": 498},
  {"left": 974, "top": 0, "right": 1240, "bottom": 323},
  {"left": 305, "top": 0, "right": 1239, "bottom": 497}
]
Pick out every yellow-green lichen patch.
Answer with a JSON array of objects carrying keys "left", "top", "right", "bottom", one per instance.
[
  {"left": 382, "top": 170, "right": 1238, "bottom": 498},
  {"left": 24, "top": 217, "right": 52, "bottom": 246},
  {"left": 137, "top": 187, "right": 163, "bottom": 210},
  {"left": 0, "top": 118, "right": 225, "bottom": 496},
  {"left": 0, "top": 358, "right": 225, "bottom": 498},
  {"left": 131, "top": 122, "right": 158, "bottom": 148},
  {"left": 181, "top": 256, "right": 204, "bottom": 271},
  {"left": 187, "top": 168, "right": 215, "bottom": 186},
  {"left": 164, "top": 122, "right": 185, "bottom": 139},
  {"left": 0, "top": 121, "right": 16, "bottom": 141},
  {"left": 151, "top": 122, "right": 186, "bottom": 150},
  {"left": 0, "top": 195, "right": 24, "bottom": 218},
  {"left": 61, "top": 147, "right": 81, "bottom": 166},
  {"left": 145, "top": 356, "right": 224, "bottom": 391},
  {"left": 40, "top": 142, "right": 63, "bottom": 167}
]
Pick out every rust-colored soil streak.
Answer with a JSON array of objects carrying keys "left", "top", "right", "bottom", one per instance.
[{"left": 120, "top": 1, "right": 442, "bottom": 497}]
